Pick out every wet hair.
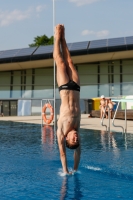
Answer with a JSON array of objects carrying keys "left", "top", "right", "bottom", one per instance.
[{"left": 66, "top": 140, "right": 79, "bottom": 149}]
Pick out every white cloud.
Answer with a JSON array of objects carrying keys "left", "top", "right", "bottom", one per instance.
[
  {"left": 69, "top": 0, "right": 104, "bottom": 6},
  {"left": 0, "top": 5, "right": 46, "bottom": 27},
  {"left": 36, "top": 5, "right": 46, "bottom": 13},
  {"left": 82, "top": 30, "right": 95, "bottom": 35},
  {"left": 96, "top": 30, "right": 109, "bottom": 37},
  {"left": 81, "top": 29, "right": 109, "bottom": 38},
  {"left": 0, "top": 9, "right": 31, "bottom": 26}
]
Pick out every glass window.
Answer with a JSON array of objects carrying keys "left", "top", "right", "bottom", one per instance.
[
  {"left": 100, "top": 62, "right": 108, "bottom": 73},
  {"left": 56, "top": 88, "right": 60, "bottom": 99},
  {"left": 35, "top": 68, "right": 53, "bottom": 75},
  {"left": 99, "top": 84, "right": 109, "bottom": 97},
  {"left": 26, "top": 75, "right": 32, "bottom": 85},
  {"left": 80, "top": 75, "right": 97, "bottom": 84},
  {"left": 80, "top": 85, "right": 97, "bottom": 98},
  {"left": 123, "top": 60, "right": 133, "bottom": 65},
  {"left": 123, "top": 75, "right": 133, "bottom": 82},
  {"left": 12, "top": 86, "right": 21, "bottom": 98},
  {"left": 31, "top": 100, "right": 41, "bottom": 116},
  {"left": 123, "top": 66, "right": 133, "bottom": 74},
  {"left": 22, "top": 86, "right": 32, "bottom": 98},
  {"left": 13, "top": 71, "right": 21, "bottom": 84},
  {"left": 113, "top": 83, "right": 121, "bottom": 96},
  {"left": 34, "top": 75, "right": 53, "bottom": 85},
  {"left": 26, "top": 69, "right": 32, "bottom": 75},
  {"left": 18, "top": 100, "right": 31, "bottom": 116},
  {"left": 122, "top": 83, "right": 133, "bottom": 95},
  {"left": 100, "top": 75, "right": 108, "bottom": 84},
  {"left": 33, "top": 86, "right": 53, "bottom": 98},
  {"left": 114, "top": 64, "right": 120, "bottom": 74},
  {"left": 0, "top": 86, "right": 10, "bottom": 98},
  {"left": 0, "top": 72, "right": 11, "bottom": 85},
  {"left": 113, "top": 75, "right": 120, "bottom": 96},
  {"left": 78, "top": 64, "right": 97, "bottom": 74},
  {"left": 114, "top": 75, "right": 120, "bottom": 83}
]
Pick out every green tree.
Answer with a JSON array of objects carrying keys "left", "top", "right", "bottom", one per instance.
[{"left": 29, "top": 35, "right": 54, "bottom": 47}]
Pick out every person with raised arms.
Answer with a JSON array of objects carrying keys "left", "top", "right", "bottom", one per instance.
[{"left": 53, "top": 24, "right": 81, "bottom": 175}]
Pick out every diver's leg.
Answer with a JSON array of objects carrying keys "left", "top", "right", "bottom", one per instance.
[
  {"left": 53, "top": 24, "right": 69, "bottom": 87},
  {"left": 60, "top": 25, "right": 80, "bottom": 86}
]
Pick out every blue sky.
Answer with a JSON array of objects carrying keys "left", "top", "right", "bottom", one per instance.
[{"left": 0, "top": 0, "right": 133, "bottom": 50}]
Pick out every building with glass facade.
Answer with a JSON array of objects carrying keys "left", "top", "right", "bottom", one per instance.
[{"left": 0, "top": 36, "right": 133, "bottom": 116}]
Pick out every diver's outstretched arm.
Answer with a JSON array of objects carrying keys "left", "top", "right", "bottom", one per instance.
[{"left": 73, "top": 146, "right": 81, "bottom": 171}]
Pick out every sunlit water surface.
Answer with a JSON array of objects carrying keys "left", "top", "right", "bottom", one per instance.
[{"left": 0, "top": 121, "right": 133, "bottom": 200}]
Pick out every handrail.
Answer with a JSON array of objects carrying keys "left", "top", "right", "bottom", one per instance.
[
  {"left": 101, "top": 98, "right": 133, "bottom": 134},
  {"left": 101, "top": 105, "right": 110, "bottom": 132},
  {"left": 112, "top": 101, "right": 124, "bottom": 133}
]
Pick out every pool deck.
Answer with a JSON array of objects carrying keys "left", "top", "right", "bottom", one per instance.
[{"left": 0, "top": 114, "right": 133, "bottom": 133}]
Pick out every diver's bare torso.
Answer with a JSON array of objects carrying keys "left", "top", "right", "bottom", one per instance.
[{"left": 58, "top": 90, "right": 81, "bottom": 136}]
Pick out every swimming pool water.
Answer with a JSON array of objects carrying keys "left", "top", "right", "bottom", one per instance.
[{"left": 0, "top": 121, "right": 133, "bottom": 200}]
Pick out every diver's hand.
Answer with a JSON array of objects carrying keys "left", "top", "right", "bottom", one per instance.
[
  {"left": 66, "top": 170, "right": 76, "bottom": 175},
  {"left": 65, "top": 171, "right": 73, "bottom": 175}
]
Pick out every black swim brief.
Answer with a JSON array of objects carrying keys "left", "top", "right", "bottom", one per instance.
[{"left": 59, "top": 80, "right": 80, "bottom": 92}]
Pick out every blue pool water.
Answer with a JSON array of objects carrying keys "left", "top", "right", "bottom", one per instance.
[{"left": 0, "top": 122, "right": 133, "bottom": 200}]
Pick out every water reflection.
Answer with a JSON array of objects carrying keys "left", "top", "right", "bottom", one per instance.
[
  {"left": 100, "top": 130, "right": 120, "bottom": 158},
  {"left": 100, "top": 130, "right": 130, "bottom": 151},
  {"left": 60, "top": 177, "right": 68, "bottom": 200},
  {"left": 100, "top": 130, "right": 118, "bottom": 149},
  {"left": 41, "top": 125, "right": 54, "bottom": 145},
  {"left": 60, "top": 175, "right": 83, "bottom": 200}
]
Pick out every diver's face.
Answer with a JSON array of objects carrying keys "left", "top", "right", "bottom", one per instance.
[{"left": 66, "top": 130, "right": 79, "bottom": 145}]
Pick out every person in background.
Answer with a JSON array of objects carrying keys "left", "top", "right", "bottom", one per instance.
[
  {"left": 107, "top": 98, "right": 115, "bottom": 119},
  {"left": 99, "top": 95, "right": 108, "bottom": 119}
]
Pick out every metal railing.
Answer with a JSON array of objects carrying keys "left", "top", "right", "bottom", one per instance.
[
  {"left": 112, "top": 101, "right": 124, "bottom": 133},
  {"left": 101, "top": 99, "right": 133, "bottom": 133},
  {"left": 101, "top": 105, "right": 110, "bottom": 132}
]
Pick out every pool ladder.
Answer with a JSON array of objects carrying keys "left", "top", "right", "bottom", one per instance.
[
  {"left": 101, "top": 105, "right": 110, "bottom": 132},
  {"left": 101, "top": 104, "right": 124, "bottom": 133}
]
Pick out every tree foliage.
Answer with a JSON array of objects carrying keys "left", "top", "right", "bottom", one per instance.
[{"left": 29, "top": 35, "right": 54, "bottom": 47}]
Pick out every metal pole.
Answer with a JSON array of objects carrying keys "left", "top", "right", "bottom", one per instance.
[
  {"left": 125, "top": 102, "right": 127, "bottom": 133},
  {"left": 53, "top": 0, "right": 57, "bottom": 131},
  {"left": 41, "top": 99, "right": 42, "bottom": 127},
  {"left": 108, "top": 107, "right": 110, "bottom": 132}
]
